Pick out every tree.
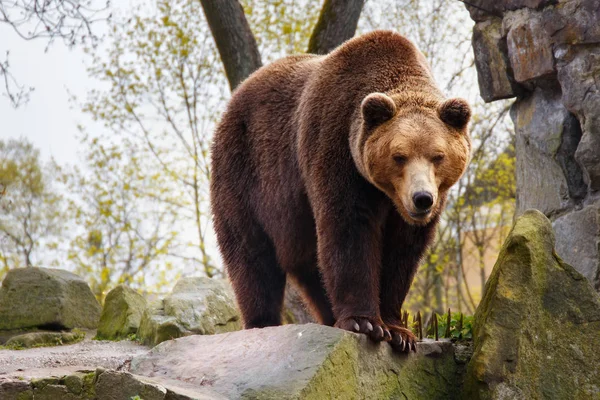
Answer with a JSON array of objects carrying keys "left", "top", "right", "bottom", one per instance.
[
  {"left": 199, "top": 0, "right": 261, "bottom": 91},
  {"left": 308, "top": 0, "right": 365, "bottom": 54},
  {"left": 66, "top": 134, "right": 180, "bottom": 298},
  {"left": 82, "top": 0, "right": 226, "bottom": 278},
  {"left": 202, "top": 0, "right": 365, "bottom": 89},
  {"left": 0, "top": 138, "right": 66, "bottom": 273},
  {"left": 0, "top": 0, "right": 109, "bottom": 107}
]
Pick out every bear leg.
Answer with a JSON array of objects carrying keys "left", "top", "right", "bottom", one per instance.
[
  {"left": 315, "top": 203, "right": 390, "bottom": 343},
  {"left": 288, "top": 266, "right": 335, "bottom": 326},
  {"left": 380, "top": 212, "right": 436, "bottom": 352},
  {"left": 216, "top": 214, "right": 287, "bottom": 329}
]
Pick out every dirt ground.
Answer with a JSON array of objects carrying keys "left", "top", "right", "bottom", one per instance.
[{"left": 0, "top": 331, "right": 148, "bottom": 376}]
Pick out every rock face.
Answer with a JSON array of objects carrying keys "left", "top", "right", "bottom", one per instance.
[
  {"left": 0, "top": 268, "right": 101, "bottom": 330},
  {"left": 465, "top": 0, "right": 600, "bottom": 291},
  {"left": 465, "top": 210, "right": 600, "bottom": 399},
  {"left": 137, "top": 277, "right": 241, "bottom": 346},
  {"left": 0, "top": 367, "right": 224, "bottom": 400},
  {"left": 96, "top": 285, "right": 147, "bottom": 340},
  {"left": 131, "top": 324, "right": 466, "bottom": 399}
]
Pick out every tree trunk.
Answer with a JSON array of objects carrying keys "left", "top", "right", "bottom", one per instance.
[
  {"left": 307, "top": 0, "right": 366, "bottom": 55},
  {"left": 199, "top": 0, "right": 262, "bottom": 91}
]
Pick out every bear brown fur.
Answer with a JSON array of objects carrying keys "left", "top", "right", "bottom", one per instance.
[{"left": 210, "top": 30, "right": 471, "bottom": 352}]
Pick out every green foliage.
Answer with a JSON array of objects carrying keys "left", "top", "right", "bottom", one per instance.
[
  {"left": 80, "top": 0, "right": 225, "bottom": 280},
  {"left": 0, "top": 138, "right": 67, "bottom": 273},
  {"left": 242, "top": 0, "right": 321, "bottom": 58},
  {"left": 65, "top": 135, "right": 180, "bottom": 299},
  {"left": 428, "top": 312, "right": 474, "bottom": 340},
  {"left": 405, "top": 310, "right": 474, "bottom": 341}
]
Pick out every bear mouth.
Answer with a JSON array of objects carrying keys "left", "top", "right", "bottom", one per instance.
[
  {"left": 408, "top": 209, "right": 431, "bottom": 219},
  {"left": 404, "top": 207, "right": 434, "bottom": 225}
]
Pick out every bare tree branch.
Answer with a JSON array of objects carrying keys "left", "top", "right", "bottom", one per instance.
[{"left": 0, "top": 0, "right": 110, "bottom": 107}]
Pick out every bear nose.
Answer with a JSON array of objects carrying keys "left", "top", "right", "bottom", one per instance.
[{"left": 412, "top": 192, "right": 433, "bottom": 211}]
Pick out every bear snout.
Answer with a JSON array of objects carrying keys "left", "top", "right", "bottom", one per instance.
[{"left": 412, "top": 191, "right": 434, "bottom": 211}]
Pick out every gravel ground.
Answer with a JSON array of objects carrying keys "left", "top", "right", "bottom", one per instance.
[{"left": 0, "top": 332, "right": 149, "bottom": 375}]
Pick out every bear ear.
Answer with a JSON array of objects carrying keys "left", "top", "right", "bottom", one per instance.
[
  {"left": 361, "top": 93, "right": 396, "bottom": 128},
  {"left": 438, "top": 98, "right": 471, "bottom": 129}
]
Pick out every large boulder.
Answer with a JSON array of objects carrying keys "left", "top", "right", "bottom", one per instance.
[
  {"left": 0, "top": 268, "right": 101, "bottom": 331},
  {"left": 131, "top": 323, "right": 465, "bottom": 399},
  {"left": 464, "top": 210, "right": 600, "bottom": 399},
  {"left": 137, "top": 277, "right": 241, "bottom": 346},
  {"left": 96, "top": 285, "right": 147, "bottom": 340}
]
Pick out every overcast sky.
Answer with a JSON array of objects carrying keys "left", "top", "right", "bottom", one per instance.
[
  {"left": 0, "top": 1, "right": 149, "bottom": 165},
  {"left": 1, "top": 26, "right": 91, "bottom": 165}
]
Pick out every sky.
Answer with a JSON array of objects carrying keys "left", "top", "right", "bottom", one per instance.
[
  {"left": 0, "top": 25, "right": 93, "bottom": 165},
  {"left": 0, "top": 0, "right": 151, "bottom": 165}
]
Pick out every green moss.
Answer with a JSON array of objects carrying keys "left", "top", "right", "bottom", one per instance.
[
  {"left": 63, "top": 375, "right": 83, "bottom": 395},
  {"left": 16, "top": 391, "right": 34, "bottom": 400},
  {"left": 80, "top": 372, "right": 97, "bottom": 399},
  {"left": 2, "top": 329, "right": 85, "bottom": 349},
  {"left": 464, "top": 211, "right": 600, "bottom": 399},
  {"left": 300, "top": 335, "right": 359, "bottom": 399}
]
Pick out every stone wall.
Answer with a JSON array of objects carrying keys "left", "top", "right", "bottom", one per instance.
[{"left": 465, "top": 0, "right": 600, "bottom": 291}]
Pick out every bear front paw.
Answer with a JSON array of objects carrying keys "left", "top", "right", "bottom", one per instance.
[
  {"left": 387, "top": 325, "right": 417, "bottom": 353},
  {"left": 335, "top": 316, "right": 391, "bottom": 342}
]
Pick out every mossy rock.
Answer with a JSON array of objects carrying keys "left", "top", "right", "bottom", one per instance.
[
  {"left": 0, "top": 268, "right": 101, "bottom": 331},
  {"left": 464, "top": 210, "right": 600, "bottom": 399},
  {"left": 131, "top": 324, "right": 465, "bottom": 399},
  {"left": 4, "top": 330, "right": 85, "bottom": 349},
  {"left": 137, "top": 277, "right": 241, "bottom": 346},
  {"left": 96, "top": 285, "right": 147, "bottom": 340}
]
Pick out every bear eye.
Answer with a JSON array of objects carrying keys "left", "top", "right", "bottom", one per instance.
[
  {"left": 393, "top": 154, "right": 407, "bottom": 165},
  {"left": 432, "top": 154, "right": 445, "bottom": 164}
]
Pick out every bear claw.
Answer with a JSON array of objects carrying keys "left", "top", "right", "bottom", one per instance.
[
  {"left": 386, "top": 325, "right": 417, "bottom": 353},
  {"left": 335, "top": 316, "right": 388, "bottom": 342}
]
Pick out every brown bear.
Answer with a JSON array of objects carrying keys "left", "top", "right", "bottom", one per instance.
[{"left": 211, "top": 30, "right": 471, "bottom": 352}]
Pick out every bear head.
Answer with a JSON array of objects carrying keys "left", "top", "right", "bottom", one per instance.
[{"left": 351, "top": 92, "right": 471, "bottom": 226}]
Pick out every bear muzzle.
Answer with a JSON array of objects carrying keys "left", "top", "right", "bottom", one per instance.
[{"left": 411, "top": 191, "right": 434, "bottom": 214}]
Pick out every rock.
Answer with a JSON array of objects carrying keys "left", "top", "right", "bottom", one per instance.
[
  {"left": 511, "top": 88, "right": 571, "bottom": 216},
  {"left": 472, "top": 19, "right": 522, "bottom": 102},
  {"left": 95, "top": 370, "right": 167, "bottom": 400},
  {"left": 553, "top": 205, "right": 600, "bottom": 290},
  {"left": 0, "top": 268, "right": 101, "bottom": 331},
  {"left": 542, "top": 0, "right": 600, "bottom": 46},
  {"left": 464, "top": 0, "right": 552, "bottom": 22},
  {"left": 5, "top": 331, "right": 85, "bottom": 349},
  {"left": 557, "top": 46, "right": 600, "bottom": 191},
  {"left": 0, "top": 368, "right": 226, "bottom": 400},
  {"left": 282, "top": 282, "right": 315, "bottom": 324},
  {"left": 0, "top": 379, "right": 33, "bottom": 400},
  {"left": 96, "top": 285, "right": 147, "bottom": 340},
  {"left": 505, "top": 9, "right": 555, "bottom": 83},
  {"left": 464, "top": 210, "right": 600, "bottom": 399},
  {"left": 138, "top": 277, "right": 241, "bottom": 346},
  {"left": 131, "top": 324, "right": 464, "bottom": 399},
  {"left": 555, "top": 113, "right": 587, "bottom": 201}
]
